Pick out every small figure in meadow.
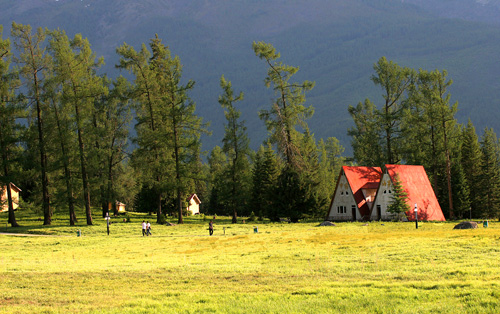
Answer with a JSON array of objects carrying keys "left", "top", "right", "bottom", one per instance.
[
  {"left": 209, "top": 220, "right": 214, "bottom": 236},
  {"left": 142, "top": 220, "right": 147, "bottom": 236},
  {"left": 146, "top": 221, "right": 152, "bottom": 236}
]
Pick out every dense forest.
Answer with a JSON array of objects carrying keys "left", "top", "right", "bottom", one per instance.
[{"left": 1, "top": 23, "right": 499, "bottom": 227}]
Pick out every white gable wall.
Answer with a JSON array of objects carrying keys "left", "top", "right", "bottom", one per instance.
[
  {"left": 327, "top": 174, "right": 362, "bottom": 221},
  {"left": 370, "top": 173, "right": 397, "bottom": 220}
]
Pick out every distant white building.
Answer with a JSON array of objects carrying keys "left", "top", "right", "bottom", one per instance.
[
  {"left": 1, "top": 183, "right": 21, "bottom": 212},
  {"left": 186, "top": 194, "right": 201, "bottom": 215}
]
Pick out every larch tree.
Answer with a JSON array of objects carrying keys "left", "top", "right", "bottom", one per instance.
[
  {"left": 11, "top": 23, "right": 52, "bottom": 225},
  {"left": 49, "top": 30, "right": 105, "bottom": 225},
  {"left": 149, "top": 35, "right": 208, "bottom": 224},
  {"left": 405, "top": 69, "right": 458, "bottom": 219},
  {"left": 253, "top": 41, "right": 316, "bottom": 221},
  {"left": 43, "top": 68, "right": 78, "bottom": 225},
  {"left": 92, "top": 76, "right": 131, "bottom": 217},
  {"left": 0, "top": 25, "right": 21, "bottom": 227},
  {"left": 317, "top": 137, "right": 345, "bottom": 216},
  {"left": 348, "top": 99, "right": 385, "bottom": 167},
  {"left": 116, "top": 38, "right": 170, "bottom": 223},
  {"left": 252, "top": 41, "right": 314, "bottom": 168},
  {"left": 218, "top": 75, "right": 250, "bottom": 223},
  {"left": 371, "top": 57, "right": 414, "bottom": 165}
]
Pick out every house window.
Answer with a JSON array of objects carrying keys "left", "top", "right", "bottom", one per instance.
[
  {"left": 341, "top": 191, "right": 344, "bottom": 195},
  {"left": 384, "top": 190, "right": 387, "bottom": 194},
  {"left": 346, "top": 191, "right": 349, "bottom": 195},
  {"left": 388, "top": 190, "right": 392, "bottom": 193},
  {"left": 337, "top": 206, "right": 346, "bottom": 214}
]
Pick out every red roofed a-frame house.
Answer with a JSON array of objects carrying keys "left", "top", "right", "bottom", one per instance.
[
  {"left": 370, "top": 165, "right": 445, "bottom": 221},
  {"left": 326, "top": 165, "right": 445, "bottom": 222},
  {"left": 326, "top": 166, "right": 382, "bottom": 221}
]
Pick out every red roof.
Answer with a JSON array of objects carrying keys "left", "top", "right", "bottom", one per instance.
[
  {"left": 385, "top": 165, "right": 445, "bottom": 221},
  {"left": 343, "top": 166, "right": 382, "bottom": 218}
]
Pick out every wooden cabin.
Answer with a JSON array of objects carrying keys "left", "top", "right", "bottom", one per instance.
[
  {"left": 1, "top": 183, "right": 21, "bottom": 212},
  {"left": 108, "top": 201, "right": 126, "bottom": 213},
  {"left": 186, "top": 194, "right": 201, "bottom": 215}
]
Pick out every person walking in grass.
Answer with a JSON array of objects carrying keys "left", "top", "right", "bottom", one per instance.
[
  {"left": 209, "top": 220, "right": 214, "bottom": 236},
  {"left": 142, "top": 220, "right": 147, "bottom": 236},
  {"left": 146, "top": 221, "right": 152, "bottom": 236}
]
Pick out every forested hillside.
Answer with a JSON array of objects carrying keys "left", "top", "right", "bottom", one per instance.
[{"left": 1, "top": 0, "right": 499, "bottom": 150}]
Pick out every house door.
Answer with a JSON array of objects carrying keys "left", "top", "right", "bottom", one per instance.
[
  {"left": 352, "top": 205, "right": 357, "bottom": 221},
  {"left": 377, "top": 205, "right": 381, "bottom": 220}
]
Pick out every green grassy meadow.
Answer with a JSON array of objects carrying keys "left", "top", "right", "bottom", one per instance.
[{"left": 1, "top": 212, "right": 500, "bottom": 313}]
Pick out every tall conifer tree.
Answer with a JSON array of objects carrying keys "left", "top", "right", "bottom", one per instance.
[
  {"left": 11, "top": 23, "right": 52, "bottom": 225},
  {"left": 218, "top": 75, "right": 250, "bottom": 223},
  {"left": 0, "top": 25, "right": 21, "bottom": 227}
]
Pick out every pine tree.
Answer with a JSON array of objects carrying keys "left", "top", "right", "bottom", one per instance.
[
  {"left": 451, "top": 149, "right": 471, "bottom": 219},
  {"left": 461, "top": 120, "right": 482, "bottom": 218},
  {"left": 207, "top": 146, "right": 227, "bottom": 215},
  {"left": 478, "top": 128, "right": 500, "bottom": 218},
  {"left": 250, "top": 144, "right": 279, "bottom": 220},
  {"left": 387, "top": 174, "right": 410, "bottom": 220}
]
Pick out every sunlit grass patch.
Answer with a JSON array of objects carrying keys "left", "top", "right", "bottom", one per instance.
[{"left": 1, "top": 212, "right": 500, "bottom": 313}]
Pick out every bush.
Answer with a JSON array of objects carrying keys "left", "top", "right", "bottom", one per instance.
[
  {"left": 18, "top": 200, "right": 42, "bottom": 216},
  {"left": 158, "top": 214, "right": 166, "bottom": 225},
  {"left": 248, "top": 211, "right": 256, "bottom": 222}
]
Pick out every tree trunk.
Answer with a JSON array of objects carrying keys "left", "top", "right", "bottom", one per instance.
[
  {"left": 34, "top": 77, "right": 51, "bottom": 226},
  {"left": 51, "top": 99, "right": 77, "bottom": 225},
  {"left": 6, "top": 183, "right": 19, "bottom": 227},
  {"left": 443, "top": 119, "right": 454, "bottom": 219},
  {"left": 74, "top": 101, "right": 92, "bottom": 225},
  {"left": 0, "top": 124, "right": 19, "bottom": 227}
]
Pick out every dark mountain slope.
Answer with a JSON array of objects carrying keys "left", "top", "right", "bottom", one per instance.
[{"left": 1, "top": 0, "right": 499, "bottom": 153}]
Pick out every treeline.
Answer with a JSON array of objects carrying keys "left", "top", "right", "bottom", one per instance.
[
  {"left": 349, "top": 57, "right": 499, "bottom": 220},
  {"left": 0, "top": 24, "right": 345, "bottom": 227},
  {"left": 1, "top": 23, "right": 498, "bottom": 227}
]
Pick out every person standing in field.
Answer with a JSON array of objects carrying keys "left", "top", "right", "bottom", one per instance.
[
  {"left": 209, "top": 220, "right": 214, "bottom": 236},
  {"left": 142, "top": 220, "right": 147, "bottom": 236},
  {"left": 146, "top": 221, "right": 151, "bottom": 236}
]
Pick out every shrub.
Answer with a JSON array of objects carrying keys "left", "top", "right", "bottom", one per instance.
[{"left": 248, "top": 211, "right": 256, "bottom": 222}]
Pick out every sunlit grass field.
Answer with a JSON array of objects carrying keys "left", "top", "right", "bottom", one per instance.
[{"left": 1, "top": 211, "right": 499, "bottom": 313}]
